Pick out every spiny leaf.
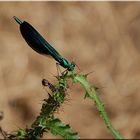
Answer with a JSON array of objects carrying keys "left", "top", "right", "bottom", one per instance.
[
  {"left": 46, "top": 118, "right": 79, "bottom": 139},
  {"left": 17, "top": 129, "right": 26, "bottom": 139}
]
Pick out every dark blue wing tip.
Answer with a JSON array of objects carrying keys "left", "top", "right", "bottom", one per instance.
[{"left": 13, "top": 16, "right": 23, "bottom": 25}]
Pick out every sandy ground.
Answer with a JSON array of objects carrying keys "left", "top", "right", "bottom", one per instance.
[{"left": 0, "top": 2, "right": 140, "bottom": 139}]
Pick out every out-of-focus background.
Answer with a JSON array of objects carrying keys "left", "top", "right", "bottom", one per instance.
[{"left": 0, "top": 2, "right": 140, "bottom": 139}]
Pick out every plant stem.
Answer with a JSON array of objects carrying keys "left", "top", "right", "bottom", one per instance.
[{"left": 70, "top": 73, "right": 123, "bottom": 139}]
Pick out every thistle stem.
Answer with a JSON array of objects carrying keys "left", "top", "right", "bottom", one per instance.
[{"left": 72, "top": 74, "right": 123, "bottom": 139}]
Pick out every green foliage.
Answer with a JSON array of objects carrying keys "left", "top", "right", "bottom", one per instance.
[
  {"left": 17, "top": 129, "right": 27, "bottom": 139},
  {"left": 15, "top": 72, "right": 79, "bottom": 139},
  {"left": 46, "top": 117, "right": 79, "bottom": 139},
  {"left": 69, "top": 73, "right": 122, "bottom": 139},
  {"left": 0, "top": 71, "right": 123, "bottom": 139}
]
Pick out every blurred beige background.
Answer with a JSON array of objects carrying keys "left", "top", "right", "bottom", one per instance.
[{"left": 0, "top": 1, "right": 140, "bottom": 139}]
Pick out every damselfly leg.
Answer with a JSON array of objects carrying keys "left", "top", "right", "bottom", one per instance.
[{"left": 56, "top": 63, "right": 68, "bottom": 76}]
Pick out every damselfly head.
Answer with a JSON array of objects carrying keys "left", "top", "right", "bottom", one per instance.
[
  {"left": 61, "top": 58, "right": 75, "bottom": 71},
  {"left": 67, "top": 62, "right": 75, "bottom": 71}
]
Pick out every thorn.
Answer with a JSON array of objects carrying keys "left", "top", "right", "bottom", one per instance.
[
  {"left": 84, "top": 92, "right": 90, "bottom": 99},
  {"left": 94, "top": 85, "right": 106, "bottom": 91},
  {"left": 85, "top": 70, "right": 95, "bottom": 77},
  {"left": 75, "top": 63, "right": 80, "bottom": 71}
]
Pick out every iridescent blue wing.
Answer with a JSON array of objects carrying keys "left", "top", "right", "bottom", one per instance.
[{"left": 20, "top": 21, "right": 63, "bottom": 63}]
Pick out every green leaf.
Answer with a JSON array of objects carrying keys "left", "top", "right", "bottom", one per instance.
[
  {"left": 17, "top": 128, "right": 26, "bottom": 139},
  {"left": 46, "top": 118, "right": 80, "bottom": 139}
]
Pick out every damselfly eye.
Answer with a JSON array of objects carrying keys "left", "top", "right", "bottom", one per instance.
[{"left": 67, "top": 63, "right": 75, "bottom": 71}]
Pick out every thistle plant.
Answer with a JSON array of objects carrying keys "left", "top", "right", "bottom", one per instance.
[{"left": 0, "top": 71, "right": 123, "bottom": 139}]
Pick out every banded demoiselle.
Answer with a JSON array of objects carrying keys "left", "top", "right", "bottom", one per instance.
[{"left": 13, "top": 16, "right": 75, "bottom": 71}]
